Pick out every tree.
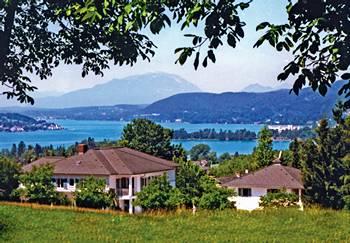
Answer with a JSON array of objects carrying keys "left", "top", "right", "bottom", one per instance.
[
  {"left": 120, "top": 119, "right": 185, "bottom": 160},
  {"left": 0, "top": 0, "right": 251, "bottom": 104},
  {"left": 176, "top": 159, "right": 234, "bottom": 209},
  {"left": 10, "top": 144, "right": 16, "bottom": 158},
  {"left": 254, "top": 1, "right": 350, "bottom": 107},
  {"left": 0, "top": 156, "right": 20, "bottom": 200},
  {"left": 3, "top": 1, "right": 350, "bottom": 107},
  {"left": 18, "top": 164, "right": 59, "bottom": 204},
  {"left": 176, "top": 159, "right": 206, "bottom": 207},
  {"left": 218, "top": 152, "right": 232, "bottom": 163},
  {"left": 253, "top": 127, "right": 274, "bottom": 168},
  {"left": 189, "top": 144, "right": 211, "bottom": 161},
  {"left": 210, "top": 154, "right": 256, "bottom": 177},
  {"left": 134, "top": 175, "right": 184, "bottom": 211},
  {"left": 17, "top": 141, "right": 26, "bottom": 158},
  {"left": 301, "top": 111, "right": 350, "bottom": 209},
  {"left": 75, "top": 177, "right": 113, "bottom": 209},
  {"left": 289, "top": 138, "right": 302, "bottom": 169},
  {"left": 197, "top": 175, "right": 234, "bottom": 210}
]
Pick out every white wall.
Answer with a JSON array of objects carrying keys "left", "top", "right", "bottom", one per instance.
[
  {"left": 231, "top": 187, "right": 267, "bottom": 211},
  {"left": 167, "top": 170, "right": 176, "bottom": 187}
]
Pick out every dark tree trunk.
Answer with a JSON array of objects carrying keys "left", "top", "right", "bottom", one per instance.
[{"left": 0, "top": 0, "right": 17, "bottom": 79}]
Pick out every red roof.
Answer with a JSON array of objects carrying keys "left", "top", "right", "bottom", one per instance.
[
  {"left": 220, "top": 164, "right": 303, "bottom": 189},
  {"left": 23, "top": 147, "right": 178, "bottom": 176}
]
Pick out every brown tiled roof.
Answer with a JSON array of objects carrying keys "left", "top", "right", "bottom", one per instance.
[
  {"left": 22, "top": 157, "right": 65, "bottom": 172},
  {"left": 24, "top": 147, "right": 178, "bottom": 176},
  {"left": 220, "top": 164, "right": 303, "bottom": 189}
]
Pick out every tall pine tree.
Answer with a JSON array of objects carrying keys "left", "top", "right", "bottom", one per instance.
[
  {"left": 253, "top": 126, "right": 274, "bottom": 168},
  {"left": 301, "top": 105, "right": 350, "bottom": 209}
]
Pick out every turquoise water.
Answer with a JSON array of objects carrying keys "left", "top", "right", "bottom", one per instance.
[{"left": 0, "top": 120, "right": 290, "bottom": 155}]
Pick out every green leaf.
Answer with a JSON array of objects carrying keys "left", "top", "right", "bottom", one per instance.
[
  {"left": 202, "top": 57, "right": 208, "bottom": 68},
  {"left": 227, "top": 33, "right": 236, "bottom": 48},
  {"left": 194, "top": 52, "right": 200, "bottom": 70},
  {"left": 256, "top": 22, "right": 270, "bottom": 31},
  {"left": 207, "top": 50, "right": 216, "bottom": 63},
  {"left": 319, "top": 83, "right": 327, "bottom": 96},
  {"left": 124, "top": 4, "right": 132, "bottom": 14},
  {"left": 341, "top": 73, "right": 350, "bottom": 80}
]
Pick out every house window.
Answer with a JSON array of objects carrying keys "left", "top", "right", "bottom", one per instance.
[
  {"left": 56, "top": 178, "right": 67, "bottom": 188},
  {"left": 267, "top": 189, "right": 280, "bottom": 194},
  {"left": 69, "top": 178, "right": 74, "bottom": 186},
  {"left": 238, "top": 188, "right": 252, "bottom": 197},
  {"left": 75, "top": 178, "right": 80, "bottom": 184},
  {"left": 116, "top": 178, "right": 129, "bottom": 189}
]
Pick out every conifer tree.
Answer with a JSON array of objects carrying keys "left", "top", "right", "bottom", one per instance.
[{"left": 254, "top": 126, "right": 274, "bottom": 168}]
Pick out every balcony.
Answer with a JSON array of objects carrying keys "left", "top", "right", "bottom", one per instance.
[{"left": 116, "top": 188, "right": 132, "bottom": 197}]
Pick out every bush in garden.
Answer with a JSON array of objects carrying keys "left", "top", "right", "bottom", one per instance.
[
  {"left": 75, "top": 176, "right": 113, "bottom": 209},
  {"left": 0, "top": 156, "right": 21, "bottom": 201},
  {"left": 17, "top": 165, "right": 59, "bottom": 204},
  {"left": 259, "top": 191, "right": 299, "bottom": 208},
  {"left": 134, "top": 175, "right": 184, "bottom": 211}
]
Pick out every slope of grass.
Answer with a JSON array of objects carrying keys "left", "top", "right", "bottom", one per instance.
[{"left": 0, "top": 203, "right": 349, "bottom": 242}]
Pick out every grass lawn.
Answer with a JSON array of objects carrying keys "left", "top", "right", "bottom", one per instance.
[{"left": 0, "top": 203, "right": 349, "bottom": 242}]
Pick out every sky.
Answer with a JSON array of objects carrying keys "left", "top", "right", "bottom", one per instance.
[{"left": 26, "top": 0, "right": 292, "bottom": 94}]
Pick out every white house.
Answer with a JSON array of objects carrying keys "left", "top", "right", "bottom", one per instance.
[
  {"left": 23, "top": 145, "right": 178, "bottom": 214},
  {"left": 219, "top": 158, "right": 303, "bottom": 211}
]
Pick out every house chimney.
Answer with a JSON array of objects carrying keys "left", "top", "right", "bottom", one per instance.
[
  {"left": 245, "top": 169, "right": 249, "bottom": 174},
  {"left": 77, "top": 144, "right": 88, "bottom": 155},
  {"left": 235, "top": 172, "right": 240, "bottom": 178}
]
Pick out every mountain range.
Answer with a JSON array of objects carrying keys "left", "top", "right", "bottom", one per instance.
[
  {"left": 241, "top": 83, "right": 292, "bottom": 93},
  {"left": 31, "top": 73, "right": 201, "bottom": 108},
  {"left": 144, "top": 82, "right": 344, "bottom": 124},
  {"left": 7, "top": 81, "right": 344, "bottom": 125}
]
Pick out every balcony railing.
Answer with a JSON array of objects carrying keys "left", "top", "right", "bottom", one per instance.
[{"left": 116, "top": 188, "right": 131, "bottom": 197}]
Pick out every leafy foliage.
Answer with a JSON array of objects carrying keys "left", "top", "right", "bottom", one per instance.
[
  {"left": 255, "top": 1, "right": 350, "bottom": 107},
  {"left": 120, "top": 118, "right": 186, "bottom": 160},
  {"left": 176, "top": 159, "right": 234, "bottom": 209},
  {"left": 0, "top": 156, "right": 20, "bottom": 200},
  {"left": 17, "top": 165, "right": 58, "bottom": 204},
  {"left": 75, "top": 177, "right": 113, "bottom": 209},
  {"left": 259, "top": 192, "right": 299, "bottom": 208},
  {"left": 189, "top": 144, "right": 216, "bottom": 164},
  {"left": 210, "top": 154, "right": 257, "bottom": 177},
  {"left": 133, "top": 175, "right": 183, "bottom": 211},
  {"left": 0, "top": 0, "right": 251, "bottom": 104},
  {"left": 136, "top": 160, "right": 234, "bottom": 211},
  {"left": 289, "top": 138, "right": 302, "bottom": 169},
  {"left": 197, "top": 176, "right": 234, "bottom": 210},
  {"left": 253, "top": 126, "right": 274, "bottom": 168},
  {"left": 301, "top": 106, "right": 350, "bottom": 209}
]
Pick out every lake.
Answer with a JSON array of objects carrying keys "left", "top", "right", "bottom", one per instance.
[{"left": 0, "top": 120, "right": 290, "bottom": 155}]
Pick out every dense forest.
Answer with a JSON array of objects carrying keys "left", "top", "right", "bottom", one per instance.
[{"left": 173, "top": 127, "right": 315, "bottom": 141}]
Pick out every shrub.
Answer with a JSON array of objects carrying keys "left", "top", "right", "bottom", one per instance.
[
  {"left": 134, "top": 175, "right": 184, "bottom": 211},
  {"left": 259, "top": 192, "right": 299, "bottom": 208},
  {"left": 75, "top": 177, "right": 113, "bottom": 209},
  {"left": 199, "top": 189, "right": 234, "bottom": 210},
  {"left": 0, "top": 156, "right": 21, "bottom": 200},
  {"left": 17, "top": 165, "right": 59, "bottom": 204}
]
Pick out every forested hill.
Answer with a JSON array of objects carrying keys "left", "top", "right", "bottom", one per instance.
[
  {"left": 144, "top": 82, "right": 344, "bottom": 124},
  {"left": 4, "top": 82, "right": 344, "bottom": 124}
]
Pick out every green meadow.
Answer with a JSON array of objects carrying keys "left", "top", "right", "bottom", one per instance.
[{"left": 0, "top": 204, "right": 349, "bottom": 242}]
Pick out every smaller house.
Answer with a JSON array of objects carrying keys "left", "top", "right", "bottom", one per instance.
[{"left": 219, "top": 158, "right": 303, "bottom": 211}]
